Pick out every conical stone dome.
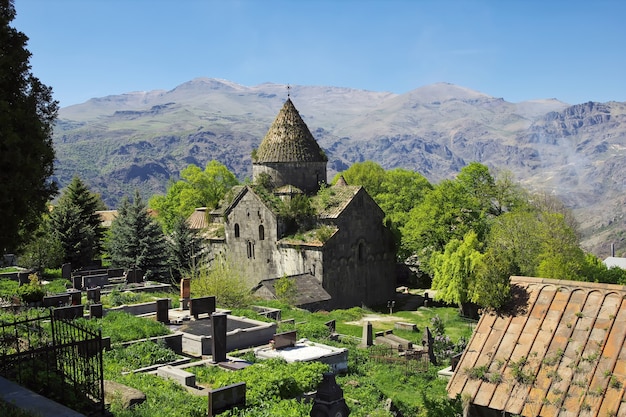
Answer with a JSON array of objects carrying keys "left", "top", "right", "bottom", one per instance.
[
  {"left": 255, "top": 99, "right": 327, "bottom": 163},
  {"left": 252, "top": 98, "right": 328, "bottom": 195}
]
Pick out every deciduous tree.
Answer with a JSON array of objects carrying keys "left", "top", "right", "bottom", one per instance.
[
  {"left": 0, "top": 0, "right": 58, "bottom": 252},
  {"left": 150, "top": 161, "right": 238, "bottom": 232}
]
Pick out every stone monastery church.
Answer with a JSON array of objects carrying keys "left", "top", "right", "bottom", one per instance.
[{"left": 190, "top": 98, "right": 396, "bottom": 310}]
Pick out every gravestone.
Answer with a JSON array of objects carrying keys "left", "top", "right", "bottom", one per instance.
[
  {"left": 208, "top": 382, "right": 246, "bottom": 417},
  {"left": 53, "top": 305, "right": 84, "bottom": 320},
  {"left": 273, "top": 330, "right": 297, "bottom": 349},
  {"left": 211, "top": 313, "right": 227, "bottom": 363},
  {"left": 72, "top": 275, "right": 82, "bottom": 290},
  {"left": 83, "top": 274, "right": 109, "bottom": 289},
  {"left": 190, "top": 296, "right": 216, "bottom": 319},
  {"left": 360, "top": 321, "right": 373, "bottom": 347},
  {"left": 125, "top": 269, "right": 144, "bottom": 284},
  {"left": 180, "top": 278, "right": 191, "bottom": 310},
  {"left": 87, "top": 287, "right": 101, "bottom": 303},
  {"left": 325, "top": 320, "right": 336, "bottom": 333},
  {"left": 423, "top": 327, "right": 437, "bottom": 365},
  {"left": 17, "top": 272, "right": 30, "bottom": 286},
  {"left": 107, "top": 268, "right": 125, "bottom": 278},
  {"left": 68, "top": 289, "right": 81, "bottom": 305},
  {"left": 310, "top": 372, "right": 350, "bottom": 417},
  {"left": 43, "top": 293, "right": 71, "bottom": 307},
  {"left": 156, "top": 298, "right": 170, "bottom": 323},
  {"left": 89, "top": 303, "right": 103, "bottom": 319},
  {"left": 61, "top": 263, "right": 72, "bottom": 279}
]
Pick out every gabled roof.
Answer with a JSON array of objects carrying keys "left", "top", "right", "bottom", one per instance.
[
  {"left": 252, "top": 273, "right": 331, "bottom": 307},
  {"left": 187, "top": 207, "right": 209, "bottom": 230},
  {"left": 311, "top": 184, "right": 362, "bottom": 219},
  {"left": 448, "top": 276, "right": 626, "bottom": 417},
  {"left": 254, "top": 98, "right": 327, "bottom": 163}
]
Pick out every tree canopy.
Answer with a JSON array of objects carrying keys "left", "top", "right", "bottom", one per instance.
[
  {"left": 107, "top": 191, "right": 168, "bottom": 280},
  {"left": 0, "top": 0, "right": 58, "bottom": 252},
  {"left": 50, "top": 176, "right": 105, "bottom": 268},
  {"left": 150, "top": 161, "right": 238, "bottom": 232}
]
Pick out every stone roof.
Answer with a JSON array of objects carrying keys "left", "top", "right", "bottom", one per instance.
[
  {"left": 311, "top": 184, "right": 362, "bottom": 219},
  {"left": 603, "top": 256, "right": 626, "bottom": 270},
  {"left": 254, "top": 99, "right": 327, "bottom": 163},
  {"left": 447, "top": 276, "right": 626, "bottom": 417},
  {"left": 187, "top": 207, "right": 209, "bottom": 229},
  {"left": 252, "top": 273, "right": 331, "bottom": 307}
]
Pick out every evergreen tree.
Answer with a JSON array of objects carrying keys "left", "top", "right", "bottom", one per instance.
[
  {"left": 50, "top": 176, "right": 105, "bottom": 268},
  {"left": 167, "top": 215, "right": 205, "bottom": 280},
  {"left": 107, "top": 191, "right": 168, "bottom": 280},
  {"left": 50, "top": 202, "right": 95, "bottom": 268},
  {"left": 0, "top": 0, "right": 58, "bottom": 252}
]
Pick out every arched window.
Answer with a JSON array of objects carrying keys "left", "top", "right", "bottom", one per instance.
[
  {"left": 259, "top": 225, "right": 265, "bottom": 240},
  {"left": 247, "top": 241, "right": 255, "bottom": 259},
  {"left": 234, "top": 223, "right": 240, "bottom": 238},
  {"left": 358, "top": 242, "right": 365, "bottom": 261}
]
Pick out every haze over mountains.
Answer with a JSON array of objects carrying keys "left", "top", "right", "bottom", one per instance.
[{"left": 53, "top": 78, "right": 626, "bottom": 258}]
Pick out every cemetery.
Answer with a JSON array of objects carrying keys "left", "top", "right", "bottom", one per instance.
[{"left": 0, "top": 265, "right": 472, "bottom": 417}]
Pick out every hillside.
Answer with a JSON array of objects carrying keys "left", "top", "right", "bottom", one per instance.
[{"left": 53, "top": 78, "right": 626, "bottom": 257}]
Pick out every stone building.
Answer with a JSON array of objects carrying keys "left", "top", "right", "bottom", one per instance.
[{"left": 198, "top": 98, "right": 396, "bottom": 310}]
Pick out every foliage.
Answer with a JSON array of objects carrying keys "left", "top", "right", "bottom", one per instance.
[
  {"left": 274, "top": 275, "right": 297, "bottom": 305},
  {"left": 96, "top": 311, "right": 171, "bottom": 343},
  {"left": 50, "top": 176, "right": 106, "bottom": 268},
  {"left": 107, "top": 190, "right": 168, "bottom": 281},
  {"left": 101, "top": 290, "right": 179, "bottom": 309},
  {"left": 18, "top": 215, "right": 64, "bottom": 273},
  {"left": 430, "top": 231, "right": 487, "bottom": 308},
  {"left": 104, "top": 339, "right": 178, "bottom": 374},
  {"left": 0, "top": 398, "right": 40, "bottom": 417},
  {"left": 166, "top": 215, "right": 205, "bottom": 281},
  {"left": 190, "top": 253, "right": 254, "bottom": 308},
  {"left": 150, "top": 161, "right": 238, "bottom": 232},
  {"left": 0, "top": 0, "right": 58, "bottom": 252},
  {"left": 277, "top": 194, "right": 316, "bottom": 234},
  {"left": 191, "top": 358, "right": 328, "bottom": 407},
  {"left": 0, "top": 278, "right": 19, "bottom": 300},
  {"left": 335, "top": 161, "right": 387, "bottom": 197},
  {"left": 17, "top": 274, "right": 45, "bottom": 304}
]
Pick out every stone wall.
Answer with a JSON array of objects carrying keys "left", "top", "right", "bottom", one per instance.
[{"left": 252, "top": 161, "right": 326, "bottom": 195}]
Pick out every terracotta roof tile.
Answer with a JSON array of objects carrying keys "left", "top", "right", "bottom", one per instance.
[{"left": 448, "top": 276, "right": 626, "bottom": 417}]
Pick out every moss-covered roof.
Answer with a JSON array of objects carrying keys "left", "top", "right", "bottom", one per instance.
[
  {"left": 254, "top": 99, "right": 327, "bottom": 163},
  {"left": 311, "top": 184, "right": 362, "bottom": 219}
]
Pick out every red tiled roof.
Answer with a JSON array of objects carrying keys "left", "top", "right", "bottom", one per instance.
[{"left": 448, "top": 276, "right": 626, "bottom": 417}]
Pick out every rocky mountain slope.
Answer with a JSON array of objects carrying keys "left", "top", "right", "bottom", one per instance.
[{"left": 53, "top": 78, "right": 626, "bottom": 257}]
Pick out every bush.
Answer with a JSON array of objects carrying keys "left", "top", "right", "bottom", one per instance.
[{"left": 98, "top": 311, "right": 171, "bottom": 343}]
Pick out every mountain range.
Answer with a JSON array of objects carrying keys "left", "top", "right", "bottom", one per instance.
[{"left": 53, "top": 78, "right": 626, "bottom": 258}]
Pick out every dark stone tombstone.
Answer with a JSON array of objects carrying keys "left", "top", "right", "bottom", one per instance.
[
  {"left": 89, "top": 303, "right": 103, "bottom": 319},
  {"left": 87, "top": 287, "right": 101, "bottom": 303},
  {"left": 107, "top": 268, "right": 125, "bottom": 278},
  {"left": 61, "top": 263, "right": 72, "bottom": 280},
  {"left": 359, "top": 321, "right": 373, "bottom": 347},
  {"left": 451, "top": 352, "right": 463, "bottom": 371},
  {"left": 273, "top": 330, "right": 297, "bottom": 349},
  {"left": 53, "top": 305, "right": 84, "bottom": 320},
  {"left": 325, "top": 320, "right": 336, "bottom": 333},
  {"left": 68, "top": 289, "right": 82, "bottom": 305},
  {"left": 83, "top": 274, "right": 109, "bottom": 289},
  {"left": 423, "top": 327, "right": 437, "bottom": 365},
  {"left": 211, "top": 313, "right": 227, "bottom": 363},
  {"left": 310, "top": 372, "right": 350, "bottom": 417},
  {"left": 43, "top": 294, "right": 70, "bottom": 307},
  {"left": 190, "top": 296, "right": 216, "bottom": 319},
  {"left": 17, "top": 272, "right": 30, "bottom": 286},
  {"left": 72, "top": 275, "right": 82, "bottom": 290},
  {"left": 208, "top": 382, "right": 246, "bottom": 417},
  {"left": 156, "top": 298, "right": 170, "bottom": 323},
  {"left": 125, "top": 269, "right": 144, "bottom": 284}
]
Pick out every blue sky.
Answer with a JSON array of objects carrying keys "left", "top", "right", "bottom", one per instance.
[{"left": 13, "top": 0, "right": 626, "bottom": 107}]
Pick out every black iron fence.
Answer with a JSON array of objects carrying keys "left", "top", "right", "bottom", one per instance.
[{"left": 0, "top": 309, "right": 104, "bottom": 415}]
